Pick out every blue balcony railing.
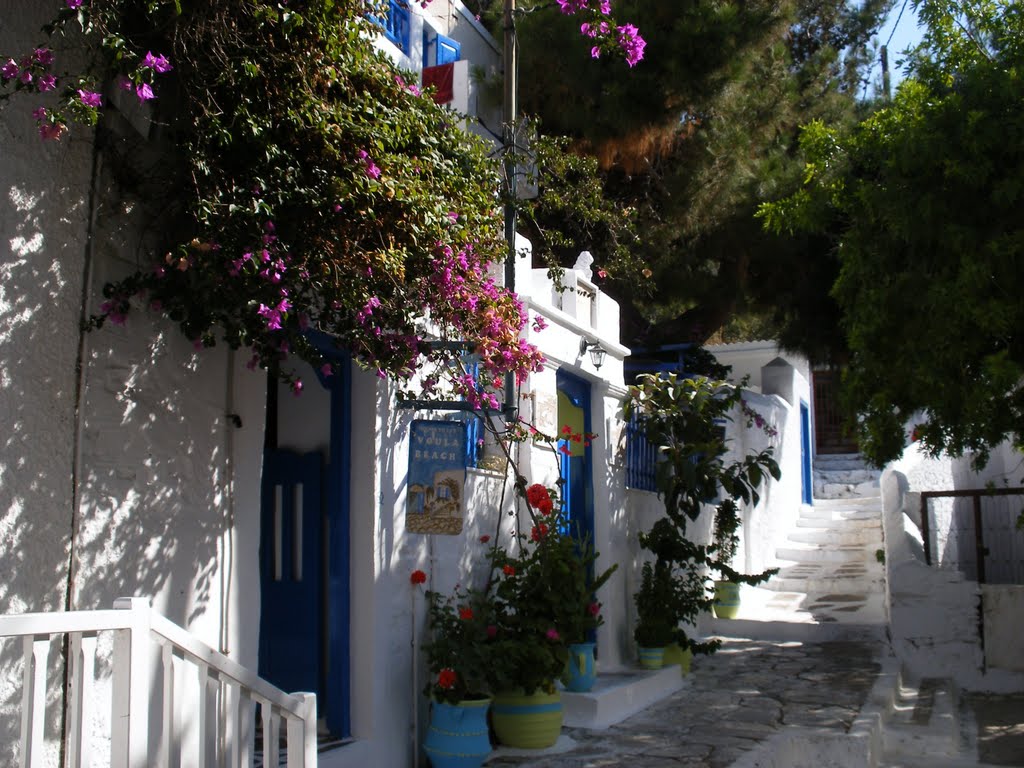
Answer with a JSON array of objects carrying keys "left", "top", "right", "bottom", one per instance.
[
  {"left": 383, "top": 0, "right": 411, "bottom": 53},
  {"left": 625, "top": 412, "right": 658, "bottom": 492}
]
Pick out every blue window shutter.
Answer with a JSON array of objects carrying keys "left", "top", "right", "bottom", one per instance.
[{"left": 436, "top": 33, "right": 461, "bottom": 65}]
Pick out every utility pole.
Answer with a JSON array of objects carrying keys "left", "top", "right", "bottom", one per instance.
[
  {"left": 881, "top": 44, "right": 891, "bottom": 101},
  {"left": 502, "top": 0, "right": 518, "bottom": 416}
]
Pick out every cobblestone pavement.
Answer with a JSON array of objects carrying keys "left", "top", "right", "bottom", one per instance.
[{"left": 486, "top": 639, "right": 883, "bottom": 767}]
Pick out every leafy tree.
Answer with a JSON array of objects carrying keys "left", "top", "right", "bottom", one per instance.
[
  {"left": 759, "top": 0, "right": 1024, "bottom": 466},
  {"left": 478, "top": 0, "right": 891, "bottom": 348}
]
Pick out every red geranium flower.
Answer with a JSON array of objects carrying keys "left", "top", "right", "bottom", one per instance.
[
  {"left": 503, "top": 564, "right": 516, "bottom": 576},
  {"left": 459, "top": 606, "right": 474, "bottom": 621},
  {"left": 530, "top": 523, "right": 549, "bottom": 542},
  {"left": 537, "top": 498, "right": 554, "bottom": 516},
  {"left": 558, "top": 444, "right": 571, "bottom": 456},
  {"left": 561, "top": 424, "right": 573, "bottom": 435},
  {"left": 588, "top": 601, "right": 601, "bottom": 616},
  {"left": 479, "top": 534, "right": 491, "bottom": 543},
  {"left": 437, "top": 668, "right": 457, "bottom": 689},
  {"left": 526, "top": 483, "right": 550, "bottom": 509},
  {"left": 410, "top": 569, "right": 427, "bottom": 585}
]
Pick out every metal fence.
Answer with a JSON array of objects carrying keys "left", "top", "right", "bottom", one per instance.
[{"left": 920, "top": 488, "right": 1024, "bottom": 585}]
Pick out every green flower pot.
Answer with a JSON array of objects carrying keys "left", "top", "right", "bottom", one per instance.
[
  {"left": 713, "top": 580, "right": 740, "bottom": 619},
  {"left": 662, "top": 642, "right": 693, "bottom": 675},
  {"left": 637, "top": 646, "right": 665, "bottom": 669},
  {"left": 491, "top": 689, "right": 562, "bottom": 749}
]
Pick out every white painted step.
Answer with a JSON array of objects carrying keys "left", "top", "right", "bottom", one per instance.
[
  {"left": 881, "top": 676, "right": 961, "bottom": 764},
  {"left": 788, "top": 528, "right": 878, "bottom": 546},
  {"left": 776, "top": 543, "right": 875, "bottom": 564}
]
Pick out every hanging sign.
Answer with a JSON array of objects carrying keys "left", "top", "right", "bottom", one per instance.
[{"left": 406, "top": 420, "right": 467, "bottom": 535}]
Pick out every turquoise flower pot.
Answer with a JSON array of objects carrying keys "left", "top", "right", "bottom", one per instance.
[
  {"left": 423, "top": 699, "right": 491, "bottom": 768},
  {"left": 564, "top": 641, "right": 597, "bottom": 692}
]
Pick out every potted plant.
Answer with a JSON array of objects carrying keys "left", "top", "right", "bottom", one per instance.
[
  {"left": 484, "top": 483, "right": 617, "bottom": 745},
  {"left": 712, "top": 499, "right": 743, "bottom": 619},
  {"left": 632, "top": 560, "right": 679, "bottom": 668},
  {"left": 419, "top": 578, "right": 498, "bottom": 768},
  {"left": 624, "top": 373, "right": 781, "bottom": 661}
]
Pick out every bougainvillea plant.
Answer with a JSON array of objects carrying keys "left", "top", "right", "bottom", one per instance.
[{"left": 2, "top": 0, "right": 642, "bottom": 402}]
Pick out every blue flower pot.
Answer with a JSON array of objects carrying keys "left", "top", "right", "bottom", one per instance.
[
  {"left": 423, "top": 699, "right": 491, "bottom": 768},
  {"left": 564, "top": 642, "right": 597, "bottom": 692}
]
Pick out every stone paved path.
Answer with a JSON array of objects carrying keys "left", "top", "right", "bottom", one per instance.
[{"left": 486, "top": 639, "right": 882, "bottom": 767}]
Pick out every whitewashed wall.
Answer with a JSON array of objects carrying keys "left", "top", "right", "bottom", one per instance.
[
  {"left": 881, "top": 445, "right": 1024, "bottom": 691},
  {"left": 1, "top": 8, "right": 266, "bottom": 764}
]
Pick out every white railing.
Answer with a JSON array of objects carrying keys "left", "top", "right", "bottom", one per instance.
[{"left": 0, "top": 597, "right": 316, "bottom": 768}]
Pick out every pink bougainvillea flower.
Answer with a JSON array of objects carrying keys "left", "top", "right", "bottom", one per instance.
[
  {"left": 1, "top": 59, "right": 18, "bottom": 80},
  {"left": 77, "top": 89, "right": 102, "bottom": 107},
  {"left": 545, "top": 628, "right": 560, "bottom": 641},
  {"left": 66, "top": 0, "right": 84, "bottom": 7},
  {"left": 291, "top": 379, "right": 303, "bottom": 396},
  {"left": 33, "top": 48, "right": 55, "bottom": 67},
  {"left": 36, "top": 74, "right": 56, "bottom": 92},
  {"left": 19, "top": 70, "right": 33, "bottom": 85},
  {"left": 591, "top": 46, "right": 601, "bottom": 59},
  {"left": 596, "top": 268, "right": 608, "bottom": 279},
  {"left": 141, "top": 51, "right": 173, "bottom": 73},
  {"left": 588, "top": 601, "right": 601, "bottom": 616},
  {"left": 136, "top": 82, "right": 155, "bottom": 101},
  {"left": 31, "top": 107, "right": 47, "bottom": 121},
  {"left": 410, "top": 569, "right": 427, "bottom": 585},
  {"left": 617, "top": 24, "right": 646, "bottom": 67},
  {"left": 320, "top": 363, "right": 333, "bottom": 377},
  {"left": 599, "top": 0, "right": 611, "bottom": 13}
]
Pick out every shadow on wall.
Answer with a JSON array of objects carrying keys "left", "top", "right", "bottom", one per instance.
[{"left": 0, "top": 135, "right": 234, "bottom": 766}]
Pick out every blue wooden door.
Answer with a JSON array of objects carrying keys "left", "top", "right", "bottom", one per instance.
[
  {"left": 259, "top": 449, "right": 323, "bottom": 698},
  {"left": 800, "top": 401, "right": 813, "bottom": 505},
  {"left": 556, "top": 370, "right": 593, "bottom": 543}
]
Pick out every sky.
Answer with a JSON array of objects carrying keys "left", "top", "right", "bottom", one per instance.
[{"left": 873, "top": 0, "right": 927, "bottom": 90}]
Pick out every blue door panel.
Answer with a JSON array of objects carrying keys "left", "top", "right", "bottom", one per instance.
[{"left": 259, "top": 449, "right": 323, "bottom": 698}]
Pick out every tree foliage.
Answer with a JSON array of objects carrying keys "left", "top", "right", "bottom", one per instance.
[
  {"left": 478, "top": 0, "right": 890, "bottom": 348},
  {"left": 3, "top": 0, "right": 545, "bottom": 400},
  {"left": 759, "top": 0, "right": 1024, "bottom": 466}
]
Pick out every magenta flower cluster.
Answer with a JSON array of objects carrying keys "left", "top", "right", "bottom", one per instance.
[{"left": 555, "top": 0, "right": 646, "bottom": 67}]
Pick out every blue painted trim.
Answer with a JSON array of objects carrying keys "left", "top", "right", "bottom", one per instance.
[
  {"left": 799, "top": 400, "right": 813, "bottom": 506},
  {"left": 326, "top": 352, "right": 352, "bottom": 738}
]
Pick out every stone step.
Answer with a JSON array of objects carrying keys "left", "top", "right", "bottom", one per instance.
[
  {"left": 764, "top": 562, "right": 884, "bottom": 594},
  {"left": 814, "top": 468, "right": 881, "bottom": 485},
  {"left": 776, "top": 543, "right": 877, "bottom": 564},
  {"left": 788, "top": 528, "right": 879, "bottom": 546},
  {"left": 795, "top": 515, "right": 881, "bottom": 531},
  {"left": 559, "top": 665, "right": 686, "bottom": 730},
  {"left": 801, "top": 505, "right": 881, "bottom": 522},
  {"left": 816, "top": 480, "right": 882, "bottom": 499},
  {"left": 881, "top": 676, "right": 960, "bottom": 763},
  {"left": 813, "top": 453, "right": 873, "bottom": 470},
  {"left": 812, "top": 495, "right": 882, "bottom": 508}
]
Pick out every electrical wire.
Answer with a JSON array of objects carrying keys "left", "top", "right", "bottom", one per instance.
[{"left": 884, "top": 0, "right": 909, "bottom": 48}]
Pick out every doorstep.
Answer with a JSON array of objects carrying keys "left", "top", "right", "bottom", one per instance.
[{"left": 560, "top": 664, "right": 689, "bottom": 730}]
